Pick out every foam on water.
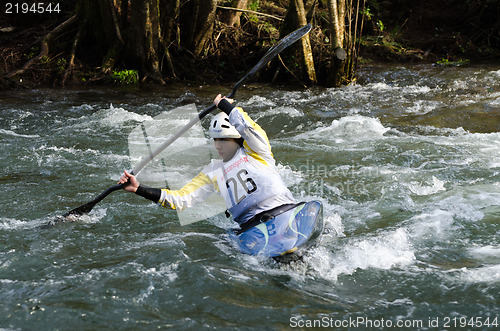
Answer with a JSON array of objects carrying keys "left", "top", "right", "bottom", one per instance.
[
  {"left": 0, "top": 217, "right": 28, "bottom": 230},
  {"left": 26, "top": 143, "right": 130, "bottom": 172},
  {"left": 276, "top": 163, "right": 304, "bottom": 188},
  {"left": 91, "top": 104, "right": 153, "bottom": 128},
  {"left": 31, "top": 145, "right": 105, "bottom": 160},
  {"left": 261, "top": 106, "right": 304, "bottom": 118},
  {"left": 306, "top": 228, "right": 415, "bottom": 281},
  {"left": 69, "top": 104, "right": 94, "bottom": 112},
  {"left": 469, "top": 245, "right": 500, "bottom": 261},
  {"left": 406, "top": 208, "right": 458, "bottom": 242},
  {"left": 295, "top": 115, "right": 390, "bottom": 143},
  {"left": 240, "top": 95, "right": 276, "bottom": 108},
  {"left": 406, "top": 176, "right": 446, "bottom": 196},
  {"left": 404, "top": 100, "right": 442, "bottom": 115},
  {"left": 457, "top": 264, "right": 500, "bottom": 283},
  {"left": 0, "top": 129, "right": 39, "bottom": 138},
  {"left": 0, "top": 205, "right": 106, "bottom": 230}
]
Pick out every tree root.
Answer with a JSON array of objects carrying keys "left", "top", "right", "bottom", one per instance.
[
  {"left": 62, "top": 24, "right": 82, "bottom": 86},
  {"left": 3, "top": 14, "right": 78, "bottom": 80}
]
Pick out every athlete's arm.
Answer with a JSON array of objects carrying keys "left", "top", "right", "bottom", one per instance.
[
  {"left": 119, "top": 170, "right": 161, "bottom": 202},
  {"left": 214, "top": 96, "right": 272, "bottom": 158},
  {"left": 214, "top": 94, "right": 235, "bottom": 114}
]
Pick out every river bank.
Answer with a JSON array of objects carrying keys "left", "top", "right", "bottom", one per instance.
[{"left": 1, "top": 1, "right": 499, "bottom": 90}]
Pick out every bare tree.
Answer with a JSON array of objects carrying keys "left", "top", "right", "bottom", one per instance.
[
  {"left": 279, "top": 0, "right": 317, "bottom": 85},
  {"left": 326, "top": 0, "right": 347, "bottom": 87}
]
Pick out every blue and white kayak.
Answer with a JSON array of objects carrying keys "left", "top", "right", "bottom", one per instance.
[{"left": 234, "top": 201, "right": 324, "bottom": 260}]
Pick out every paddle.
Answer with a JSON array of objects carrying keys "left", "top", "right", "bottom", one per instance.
[{"left": 51, "top": 23, "right": 312, "bottom": 224}]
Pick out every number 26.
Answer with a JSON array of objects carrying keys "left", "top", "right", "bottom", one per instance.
[{"left": 226, "top": 169, "right": 257, "bottom": 203}]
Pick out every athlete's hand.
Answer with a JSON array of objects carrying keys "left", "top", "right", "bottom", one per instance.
[
  {"left": 118, "top": 170, "right": 140, "bottom": 193},
  {"left": 214, "top": 94, "right": 234, "bottom": 107}
]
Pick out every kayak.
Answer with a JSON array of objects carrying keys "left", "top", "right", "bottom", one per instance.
[{"left": 234, "top": 201, "right": 324, "bottom": 262}]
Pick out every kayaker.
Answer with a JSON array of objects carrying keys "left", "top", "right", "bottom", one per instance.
[{"left": 119, "top": 94, "right": 312, "bottom": 257}]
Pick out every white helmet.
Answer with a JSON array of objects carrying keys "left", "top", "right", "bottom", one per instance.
[{"left": 209, "top": 112, "right": 241, "bottom": 139}]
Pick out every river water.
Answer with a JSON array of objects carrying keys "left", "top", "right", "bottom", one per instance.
[{"left": 1, "top": 64, "right": 499, "bottom": 329}]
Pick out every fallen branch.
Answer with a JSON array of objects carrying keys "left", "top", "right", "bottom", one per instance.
[
  {"left": 217, "top": 5, "right": 284, "bottom": 21},
  {"left": 276, "top": 54, "right": 307, "bottom": 88},
  {"left": 4, "top": 14, "right": 78, "bottom": 79}
]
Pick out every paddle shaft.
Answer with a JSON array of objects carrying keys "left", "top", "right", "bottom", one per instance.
[{"left": 60, "top": 24, "right": 312, "bottom": 218}]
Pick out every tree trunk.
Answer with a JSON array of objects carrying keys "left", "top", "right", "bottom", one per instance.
[
  {"left": 162, "top": 0, "right": 181, "bottom": 78},
  {"left": 125, "top": 0, "right": 164, "bottom": 83},
  {"left": 163, "top": 0, "right": 181, "bottom": 47},
  {"left": 182, "top": 0, "right": 217, "bottom": 58},
  {"left": 145, "top": 0, "right": 164, "bottom": 83},
  {"left": 225, "top": 0, "right": 248, "bottom": 27},
  {"left": 98, "top": 0, "right": 118, "bottom": 48},
  {"left": 293, "top": 0, "right": 317, "bottom": 84},
  {"left": 193, "top": 0, "right": 218, "bottom": 57},
  {"left": 279, "top": 0, "right": 317, "bottom": 85},
  {"left": 326, "top": 0, "right": 347, "bottom": 87}
]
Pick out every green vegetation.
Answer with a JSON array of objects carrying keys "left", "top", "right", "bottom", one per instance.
[
  {"left": 56, "top": 58, "right": 67, "bottom": 74},
  {"left": 436, "top": 58, "right": 470, "bottom": 66},
  {"left": 109, "top": 70, "right": 139, "bottom": 85}
]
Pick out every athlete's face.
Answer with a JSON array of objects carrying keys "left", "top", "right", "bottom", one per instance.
[{"left": 214, "top": 138, "right": 240, "bottom": 162}]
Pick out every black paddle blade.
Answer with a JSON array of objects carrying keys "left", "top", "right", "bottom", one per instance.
[
  {"left": 45, "top": 183, "right": 126, "bottom": 227},
  {"left": 62, "top": 201, "right": 96, "bottom": 217},
  {"left": 41, "top": 200, "right": 99, "bottom": 228},
  {"left": 229, "top": 23, "right": 312, "bottom": 97},
  {"left": 41, "top": 203, "right": 96, "bottom": 228}
]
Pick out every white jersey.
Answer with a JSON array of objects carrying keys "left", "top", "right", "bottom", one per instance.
[{"left": 157, "top": 107, "right": 295, "bottom": 224}]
